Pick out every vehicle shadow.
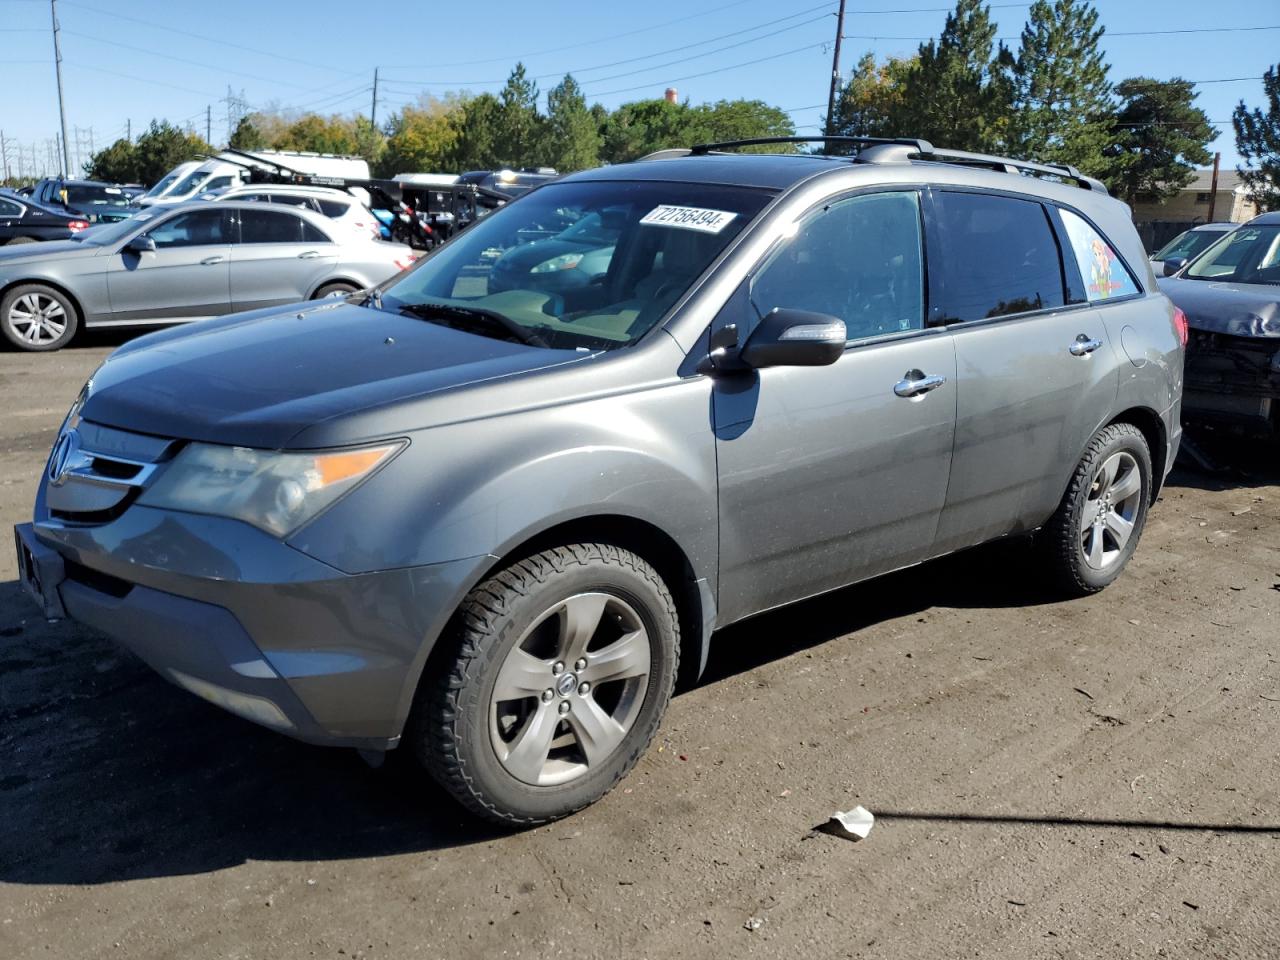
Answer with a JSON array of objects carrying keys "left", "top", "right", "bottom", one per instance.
[{"left": 0, "top": 537, "right": 1060, "bottom": 886}]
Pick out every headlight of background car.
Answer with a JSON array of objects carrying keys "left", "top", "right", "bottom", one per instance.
[
  {"left": 529, "top": 252, "right": 583, "bottom": 274},
  {"left": 138, "top": 442, "right": 404, "bottom": 536}
]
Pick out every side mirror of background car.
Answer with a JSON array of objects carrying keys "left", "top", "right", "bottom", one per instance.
[
  {"left": 125, "top": 235, "right": 157, "bottom": 254},
  {"left": 1163, "top": 257, "right": 1188, "bottom": 276},
  {"left": 739, "top": 308, "right": 847, "bottom": 369}
]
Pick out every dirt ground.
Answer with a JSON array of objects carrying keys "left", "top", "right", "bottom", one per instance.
[{"left": 2, "top": 335, "right": 1278, "bottom": 960}]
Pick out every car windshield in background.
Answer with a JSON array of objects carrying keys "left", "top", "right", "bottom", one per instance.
[
  {"left": 1153, "top": 228, "right": 1227, "bottom": 264},
  {"left": 170, "top": 169, "right": 216, "bottom": 197},
  {"left": 65, "top": 185, "right": 133, "bottom": 209},
  {"left": 379, "top": 181, "right": 771, "bottom": 351},
  {"left": 1184, "top": 224, "right": 1280, "bottom": 285},
  {"left": 140, "top": 170, "right": 184, "bottom": 199}
]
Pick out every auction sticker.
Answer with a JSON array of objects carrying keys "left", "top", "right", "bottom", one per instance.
[{"left": 640, "top": 205, "right": 737, "bottom": 234}]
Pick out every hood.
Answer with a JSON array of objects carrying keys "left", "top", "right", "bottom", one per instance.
[
  {"left": 80, "top": 300, "right": 586, "bottom": 448},
  {"left": 1158, "top": 277, "right": 1280, "bottom": 338},
  {"left": 497, "top": 237, "right": 597, "bottom": 271},
  {"left": 0, "top": 239, "right": 98, "bottom": 264}
]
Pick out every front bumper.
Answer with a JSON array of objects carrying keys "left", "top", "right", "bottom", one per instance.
[
  {"left": 1183, "top": 330, "right": 1280, "bottom": 436},
  {"left": 17, "top": 509, "right": 491, "bottom": 750}
]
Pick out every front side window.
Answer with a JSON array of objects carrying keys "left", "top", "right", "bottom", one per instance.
[
  {"left": 1185, "top": 224, "right": 1280, "bottom": 285},
  {"left": 237, "top": 209, "right": 328, "bottom": 244},
  {"left": 146, "top": 209, "right": 229, "bottom": 247},
  {"left": 934, "top": 191, "right": 1065, "bottom": 321},
  {"left": 380, "top": 180, "right": 771, "bottom": 351},
  {"left": 0, "top": 198, "right": 23, "bottom": 217},
  {"left": 1059, "top": 209, "right": 1140, "bottom": 301},
  {"left": 751, "top": 190, "right": 924, "bottom": 341}
]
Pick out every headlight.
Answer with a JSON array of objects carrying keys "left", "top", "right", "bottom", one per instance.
[
  {"left": 530, "top": 252, "right": 583, "bottom": 274},
  {"left": 138, "top": 441, "right": 404, "bottom": 536}
]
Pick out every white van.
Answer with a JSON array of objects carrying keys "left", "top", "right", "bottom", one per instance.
[
  {"left": 138, "top": 152, "right": 372, "bottom": 208},
  {"left": 133, "top": 161, "right": 203, "bottom": 206}
]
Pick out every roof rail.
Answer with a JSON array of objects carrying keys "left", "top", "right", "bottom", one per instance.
[
  {"left": 688, "top": 135, "right": 934, "bottom": 155},
  {"left": 638, "top": 148, "right": 693, "bottom": 161},
  {"left": 872, "top": 144, "right": 1108, "bottom": 193}
]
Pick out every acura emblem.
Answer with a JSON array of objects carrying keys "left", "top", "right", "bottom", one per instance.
[{"left": 48, "top": 429, "right": 81, "bottom": 486}]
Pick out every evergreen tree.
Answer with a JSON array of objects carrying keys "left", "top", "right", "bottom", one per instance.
[
  {"left": 1008, "top": 0, "right": 1112, "bottom": 173},
  {"left": 1233, "top": 63, "right": 1280, "bottom": 211},
  {"left": 543, "top": 74, "right": 601, "bottom": 172},
  {"left": 228, "top": 117, "right": 266, "bottom": 151},
  {"left": 1101, "top": 78, "right": 1215, "bottom": 206},
  {"left": 690, "top": 99, "right": 794, "bottom": 149},
  {"left": 84, "top": 138, "right": 139, "bottom": 182},
  {"left": 455, "top": 93, "right": 503, "bottom": 170},
  {"left": 600, "top": 99, "right": 696, "bottom": 163},
  {"left": 495, "top": 63, "right": 542, "bottom": 166},
  {"left": 132, "top": 121, "right": 213, "bottom": 186},
  {"left": 899, "top": 0, "right": 1014, "bottom": 152}
]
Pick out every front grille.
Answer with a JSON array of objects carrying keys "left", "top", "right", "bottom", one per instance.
[{"left": 45, "top": 421, "right": 179, "bottom": 525}]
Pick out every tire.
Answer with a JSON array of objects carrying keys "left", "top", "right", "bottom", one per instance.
[
  {"left": 6, "top": 236, "right": 38, "bottom": 245},
  {"left": 1, "top": 283, "right": 79, "bottom": 351},
  {"left": 1038, "top": 423, "right": 1152, "bottom": 596},
  {"left": 312, "top": 282, "right": 358, "bottom": 299},
  {"left": 414, "top": 544, "right": 679, "bottom": 826}
]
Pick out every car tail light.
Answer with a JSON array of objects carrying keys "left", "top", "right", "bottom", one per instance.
[
  {"left": 1172, "top": 307, "right": 1188, "bottom": 348},
  {"left": 393, "top": 255, "right": 419, "bottom": 270},
  {"left": 67, "top": 220, "right": 89, "bottom": 232}
]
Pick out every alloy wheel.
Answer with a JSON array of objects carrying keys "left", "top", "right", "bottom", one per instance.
[
  {"left": 490, "top": 592, "right": 651, "bottom": 787},
  {"left": 7, "top": 293, "right": 68, "bottom": 345},
  {"left": 1081, "top": 450, "right": 1143, "bottom": 570}
]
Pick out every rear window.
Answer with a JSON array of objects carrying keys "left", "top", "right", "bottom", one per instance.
[
  {"left": 933, "top": 191, "right": 1066, "bottom": 322},
  {"left": 315, "top": 198, "right": 351, "bottom": 218},
  {"left": 1059, "top": 209, "right": 1140, "bottom": 301}
]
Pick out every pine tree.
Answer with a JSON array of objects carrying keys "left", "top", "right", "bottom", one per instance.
[
  {"left": 1233, "top": 63, "right": 1280, "bottom": 211},
  {"left": 543, "top": 75, "right": 601, "bottom": 172},
  {"left": 1101, "top": 78, "right": 1215, "bottom": 206},
  {"left": 495, "top": 63, "right": 542, "bottom": 166},
  {"left": 1008, "top": 0, "right": 1112, "bottom": 173},
  {"left": 899, "top": 0, "right": 1014, "bottom": 152}
]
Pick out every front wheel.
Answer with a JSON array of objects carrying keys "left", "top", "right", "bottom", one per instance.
[
  {"left": 413, "top": 544, "right": 679, "bottom": 826},
  {"left": 1, "top": 283, "right": 79, "bottom": 351},
  {"left": 1038, "top": 423, "right": 1152, "bottom": 596},
  {"left": 312, "top": 282, "right": 357, "bottom": 299}
]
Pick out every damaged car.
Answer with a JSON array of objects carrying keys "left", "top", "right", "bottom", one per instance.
[{"left": 1159, "top": 211, "right": 1280, "bottom": 437}]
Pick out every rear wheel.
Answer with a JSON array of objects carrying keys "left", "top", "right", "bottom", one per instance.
[
  {"left": 414, "top": 544, "right": 679, "bottom": 826},
  {"left": 1, "top": 283, "right": 79, "bottom": 351},
  {"left": 312, "top": 282, "right": 358, "bottom": 299},
  {"left": 5, "top": 236, "right": 37, "bottom": 246},
  {"left": 1038, "top": 423, "right": 1152, "bottom": 596}
]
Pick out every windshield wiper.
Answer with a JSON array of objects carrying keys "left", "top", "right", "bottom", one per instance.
[{"left": 398, "top": 301, "right": 550, "bottom": 348}]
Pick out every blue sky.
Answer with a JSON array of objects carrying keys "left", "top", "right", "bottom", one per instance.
[{"left": 0, "top": 0, "right": 1276, "bottom": 178}]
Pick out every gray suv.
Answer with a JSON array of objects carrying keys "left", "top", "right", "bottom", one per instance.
[{"left": 15, "top": 138, "right": 1184, "bottom": 825}]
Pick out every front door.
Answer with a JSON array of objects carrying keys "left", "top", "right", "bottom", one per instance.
[
  {"left": 228, "top": 207, "right": 338, "bottom": 311},
  {"left": 105, "top": 208, "right": 232, "bottom": 321},
  {"left": 714, "top": 190, "right": 958, "bottom": 624}
]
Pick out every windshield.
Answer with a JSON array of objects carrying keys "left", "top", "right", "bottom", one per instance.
[
  {"left": 1185, "top": 224, "right": 1280, "bottom": 285},
  {"left": 1154, "top": 228, "right": 1226, "bottom": 263},
  {"left": 141, "top": 168, "right": 187, "bottom": 199},
  {"left": 63, "top": 184, "right": 132, "bottom": 210},
  {"left": 169, "top": 168, "right": 219, "bottom": 198},
  {"left": 380, "top": 181, "right": 770, "bottom": 351},
  {"left": 77, "top": 210, "right": 156, "bottom": 245}
]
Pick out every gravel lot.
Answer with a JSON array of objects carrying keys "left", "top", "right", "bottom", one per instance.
[{"left": 2, "top": 336, "right": 1278, "bottom": 960}]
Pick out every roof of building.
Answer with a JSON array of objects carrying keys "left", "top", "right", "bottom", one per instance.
[{"left": 1184, "top": 168, "right": 1245, "bottom": 192}]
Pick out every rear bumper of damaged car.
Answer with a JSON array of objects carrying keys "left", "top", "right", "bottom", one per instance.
[{"left": 1183, "top": 329, "right": 1280, "bottom": 436}]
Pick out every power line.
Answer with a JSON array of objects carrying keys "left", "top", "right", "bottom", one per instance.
[{"left": 584, "top": 40, "right": 830, "bottom": 99}]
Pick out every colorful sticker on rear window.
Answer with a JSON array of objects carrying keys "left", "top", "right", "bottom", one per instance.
[
  {"left": 640, "top": 205, "right": 737, "bottom": 234},
  {"left": 1060, "top": 209, "right": 1140, "bottom": 301}
]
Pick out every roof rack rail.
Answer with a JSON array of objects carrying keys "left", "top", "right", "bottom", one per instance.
[
  {"left": 688, "top": 135, "right": 934, "bottom": 155},
  {"left": 868, "top": 144, "right": 1107, "bottom": 193}
]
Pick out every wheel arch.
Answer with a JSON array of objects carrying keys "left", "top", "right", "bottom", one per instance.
[
  {"left": 307, "top": 277, "right": 361, "bottom": 299},
  {"left": 0, "top": 276, "right": 86, "bottom": 325},
  {"left": 1106, "top": 406, "right": 1168, "bottom": 502}
]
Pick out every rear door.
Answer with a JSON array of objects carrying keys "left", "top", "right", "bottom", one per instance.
[
  {"left": 928, "top": 189, "right": 1120, "bottom": 552},
  {"left": 228, "top": 207, "right": 338, "bottom": 311},
  {"left": 105, "top": 208, "right": 233, "bottom": 321},
  {"left": 0, "top": 196, "right": 21, "bottom": 241},
  {"left": 714, "top": 189, "right": 958, "bottom": 623}
]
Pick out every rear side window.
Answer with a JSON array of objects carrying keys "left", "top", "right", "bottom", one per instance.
[
  {"left": 237, "top": 209, "right": 329, "bottom": 243},
  {"left": 933, "top": 192, "right": 1065, "bottom": 322},
  {"left": 1058, "top": 209, "right": 1140, "bottom": 301},
  {"left": 0, "top": 197, "right": 22, "bottom": 217},
  {"left": 315, "top": 198, "right": 350, "bottom": 218},
  {"left": 267, "top": 194, "right": 314, "bottom": 209}
]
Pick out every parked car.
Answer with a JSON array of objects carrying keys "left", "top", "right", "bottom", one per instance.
[
  {"left": 489, "top": 207, "right": 625, "bottom": 297},
  {"left": 201, "top": 183, "right": 382, "bottom": 241},
  {"left": 0, "top": 190, "right": 91, "bottom": 244},
  {"left": 14, "top": 140, "right": 1181, "bottom": 825},
  {"left": 0, "top": 200, "right": 416, "bottom": 350},
  {"left": 1149, "top": 222, "right": 1235, "bottom": 276},
  {"left": 132, "top": 161, "right": 203, "bottom": 206},
  {"left": 135, "top": 161, "right": 244, "bottom": 208},
  {"left": 24, "top": 178, "right": 142, "bottom": 223},
  {"left": 1158, "top": 211, "right": 1280, "bottom": 436}
]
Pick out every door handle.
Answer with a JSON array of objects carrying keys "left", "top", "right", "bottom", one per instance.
[
  {"left": 1069, "top": 334, "right": 1103, "bottom": 356},
  {"left": 298, "top": 250, "right": 322, "bottom": 259},
  {"left": 200, "top": 255, "right": 224, "bottom": 265},
  {"left": 893, "top": 370, "right": 947, "bottom": 398}
]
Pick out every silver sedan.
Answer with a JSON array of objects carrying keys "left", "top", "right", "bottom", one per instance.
[{"left": 0, "top": 200, "right": 418, "bottom": 351}]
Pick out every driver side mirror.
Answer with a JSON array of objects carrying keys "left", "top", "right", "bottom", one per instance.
[
  {"left": 1162, "top": 256, "right": 1188, "bottom": 276},
  {"left": 738, "top": 308, "right": 847, "bottom": 369},
  {"left": 125, "top": 235, "right": 156, "bottom": 254}
]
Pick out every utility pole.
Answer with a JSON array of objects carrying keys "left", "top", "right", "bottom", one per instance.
[
  {"left": 824, "top": 0, "right": 847, "bottom": 143},
  {"left": 206, "top": 104, "right": 212, "bottom": 145},
  {"left": 371, "top": 67, "right": 379, "bottom": 130},
  {"left": 126, "top": 118, "right": 131, "bottom": 142},
  {"left": 51, "top": 0, "right": 71, "bottom": 175},
  {"left": 0, "top": 130, "right": 8, "bottom": 182},
  {"left": 1206, "top": 151, "right": 1221, "bottom": 222}
]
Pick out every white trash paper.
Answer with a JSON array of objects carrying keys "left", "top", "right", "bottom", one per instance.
[{"left": 825, "top": 805, "right": 875, "bottom": 841}]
